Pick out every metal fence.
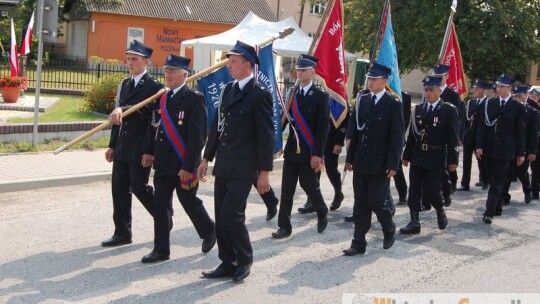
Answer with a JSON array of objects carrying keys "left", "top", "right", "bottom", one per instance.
[{"left": 0, "top": 59, "right": 296, "bottom": 95}]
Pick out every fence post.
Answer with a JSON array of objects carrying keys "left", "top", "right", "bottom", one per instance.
[{"left": 97, "top": 63, "right": 101, "bottom": 79}]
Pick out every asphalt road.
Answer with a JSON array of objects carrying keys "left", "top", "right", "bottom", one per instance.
[{"left": 1, "top": 167, "right": 540, "bottom": 303}]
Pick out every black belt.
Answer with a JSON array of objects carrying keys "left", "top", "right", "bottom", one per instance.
[{"left": 416, "top": 143, "right": 444, "bottom": 151}]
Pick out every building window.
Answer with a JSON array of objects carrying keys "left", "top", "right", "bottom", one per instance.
[
  {"left": 127, "top": 27, "right": 144, "bottom": 48},
  {"left": 310, "top": 3, "right": 325, "bottom": 16}
]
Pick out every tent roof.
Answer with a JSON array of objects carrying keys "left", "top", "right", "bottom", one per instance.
[{"left": 181, "top": 11, "right": 312, "bottom": 58}]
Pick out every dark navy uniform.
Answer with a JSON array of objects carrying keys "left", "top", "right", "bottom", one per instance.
[
  {"left": 147, "top": 84, "right": 215, "bottom": 257},
  {"left": 345, "top": 87, "right": 404, "bottom": 251},
  {"left": 393, "top": 91, "right": 411, "bottom": 204},
  {"left": 204, "top": 76, "right": 274, "bottom": 269},
  {"left": 461, "top": 96, "right": 488, "bottom": 188},
  {"left": 440, "top": 86, "right": 464, "bottom": 196},
  {"left": 276, "top": 82, "right": 330, "bottom": 234},
  {"left": 324, "top": 108, "right": 348, "bottom": 209},
  {"left": 501, "top": 91, "right": 538, "bottom": 204},
  {"left": 108, "top": 72, "right": 162, "bottom": 240},
  {"left": 476, "top": 93, "right": 525, "bottom": 220}
]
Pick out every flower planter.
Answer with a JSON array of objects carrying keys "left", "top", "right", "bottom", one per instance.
[{"left": 1, "top": 87, "right": 21, "bottom": 103}]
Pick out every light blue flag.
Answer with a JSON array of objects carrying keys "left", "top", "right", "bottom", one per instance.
[
  {"left": 256, "top": 43, "right": 283, "bottom": 154},
  {"left": 375, "top": 6, "right": 402, "bottom": 101}
]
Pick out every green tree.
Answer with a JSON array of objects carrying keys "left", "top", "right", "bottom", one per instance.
[{"left": 344, "top": 0, "right": 540, "bottom": 82}]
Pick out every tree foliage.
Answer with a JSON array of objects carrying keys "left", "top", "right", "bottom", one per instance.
[{"left": 344, "top": 0, "right": 540, "bottom": 82}]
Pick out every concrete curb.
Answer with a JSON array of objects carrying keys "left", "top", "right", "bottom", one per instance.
[{"left": 0, "top": 154, "right": 347, "bottom": 193}]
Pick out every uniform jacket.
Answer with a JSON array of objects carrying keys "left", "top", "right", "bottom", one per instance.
[
  {"left": 147, "top": 85, "right": 207, "bottom": 177},
  {"left": 476, "top": 97, "right": 525, "bottom": 161},
  {"left": 403, "top": 100, "right": 460, "bottom": 169},
  {"left": 441, "top": 86, "right": 465, "bottom": 141},
  {"left": 463, "top": 97, "right": 487, "bottom": 145},
  {"left": 204, "top": 78, "right": 274, "bottom": 179},
  {"left": 108, "top": 72, "right": 163, "bottom": 163},
  {"left": 402, "top": 91, "right": 412, "bottom": 131},
  {"left": 283, "top": 85, "right": 330, "bottom": 162},
  {"left": 524, "top": 104, "right": 539, "bottom": 155},
  {"left": 346, "top": 91, "right": 404, "bottom": 174}
]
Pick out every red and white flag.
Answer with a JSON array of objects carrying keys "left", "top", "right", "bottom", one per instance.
[
  {"left": 312, "top": 0, "right": 348, "bottom": 128},
  {"left": 440, "top": 22, "right": 467, "bottom": 98},
  {"left": 21, "top": 12, "right": 35, "bottom": 55},
  {"left": 10, "top": 18, "right": 19, "bottom": 77}
]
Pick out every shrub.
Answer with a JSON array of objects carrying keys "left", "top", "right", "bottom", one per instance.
[{"left": 83, "top": 74, "right": 125, "bottom": 114}]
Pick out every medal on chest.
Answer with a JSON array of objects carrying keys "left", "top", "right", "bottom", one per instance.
[
  {"left": 433, "top": 116, "right": 439, "bottom": 127},
  {"left": 178, "top": 111, "right": 184, "bottom": 125}
]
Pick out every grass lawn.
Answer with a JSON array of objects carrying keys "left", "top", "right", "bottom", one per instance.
[{"left": 8, "top": 94, "right": 107, "bottom": 124}]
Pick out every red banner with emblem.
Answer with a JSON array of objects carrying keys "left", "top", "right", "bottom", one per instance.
[
  {"left": 441, "top": 22, "right": 467, "bottom": 98},
  {"left": 312, "top": 0, "right": 348, "bottom": 128}
]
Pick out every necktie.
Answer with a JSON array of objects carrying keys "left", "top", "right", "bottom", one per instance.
[
  {"left": 369, "top": 95, "right": 376, "bottom": 113},
  {"left": 427, "top": 104, "right": 433, "bottom": 115},
  {"left": 129, "top": 78, "right": 135, "bottom": 93},
  {"left": 167, "top": 90, "right": 174, "bottom": 101},
  {"left": 501, "top": 99, "right": 506, "bottom": 107},
  {"left": 232, "top": 82, "right": 240, "bottom": 95},
  {"left": 300, "top": 88, "right": 305, "bottom": 96}
]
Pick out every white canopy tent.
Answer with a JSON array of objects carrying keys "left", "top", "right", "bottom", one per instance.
[{"left": 181, "top": 11, "right": 358, "bottom": 98}]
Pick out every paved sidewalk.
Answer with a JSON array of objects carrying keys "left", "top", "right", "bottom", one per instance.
[{"left": 0, "top": 149, "right": 112, "bottom": 193}]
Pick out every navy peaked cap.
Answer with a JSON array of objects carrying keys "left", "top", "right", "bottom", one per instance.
[
  {"left": 126, "top": 40, "right": 153, "bottom": 58},
  {"left": 226, "top": 40, "right": 259, "bottom": 65},
  {"left": 366, "top": 62, "right": 391, "bottom": 79},
  {"left": 295, "top": 54, "right": 319, "bottom": 69},
  {"left": 163, "top": 54, "right": 190, "bottom": 70}
]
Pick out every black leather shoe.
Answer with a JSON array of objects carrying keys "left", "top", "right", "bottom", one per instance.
[
  {"left": 398, "top": 198, "right": 407, "bottom": 205},
  {"left": 202, "top": 264, "right": 236, "bottom": 279},
  {"left": 232, "top": 264, "right": 251, "bottom": 282},
  {"left": 482, "top": 183, "right": 489, "bottom": 190},
  {"left": 457, "top": 185, "right": 470, "bottom": 191},
  {"left": 383, "top": 234, "right": 395, "bottom": 249},
  {"left": 436, "top": 208, "right": 448, "bottom": 230},
  {"left": 343, "top": 246, "right": 366, "bottom": 256},
  {"left": 330, "top": 192, "right": 344, "bottom": 211},
  {"left": 266, "top": 205, "right": 278, "bottom": 221},
  {"left": 298, "top": 202, "right": 315, "bottom": 214},
  {"left": 317, "top": 216, "right": 328, "bottom": 233},
  {"left": 475, "top": 182, "right": 484, "bottom": 187},
  {"left": 483, "top": 215, "right": 492, "bottom": 224},
  {"left": 101, "top": 235, "right": 132, "bottom": 247},
  {"left": 444, "top": 196, "right": 452, "bottom": 207},
  {"left": 141, "top": 251, "right": 169, "bottom": 263},
  {"left": 502, "top": 198, "right": 510, "bottom": 205},
  {"left": 495, "top": 210, "right": 502, "bottom": 216},
  {"left": 400, "top": 222, "right": 421, "bottom": 234},
  {"left": 201, "top": 230, "right": 216, "bottom": 253},
  {"left": 344, "top": 214, "right": 354, "bottom": 222},
  {"left": 525, "top": 192, "right": 532, "bottom": 204},
  {"left": 271, "top": 228, "right": 291, "bottom": 239}
]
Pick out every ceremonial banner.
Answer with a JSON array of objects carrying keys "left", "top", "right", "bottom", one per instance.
[
  {"left": 21, "top": 12, "right": 35, "bottom": 55},
  {"left": 440, "top": 22, "right": 467, "bottom": 98},
  {"left": 197, "top": 66, "right": 233, "bottom": 129},
  {"left": 256, "top": 43, "right": 283, "bottom": 154},
  {"left": 10, "top": 18, "right": 18, "bottom": 77},
  {"left": 372, "top": 0, "right": 402, "bottom": 100},
  {"left": 312, "top": 0, "right": 348, "bottom": 128}
]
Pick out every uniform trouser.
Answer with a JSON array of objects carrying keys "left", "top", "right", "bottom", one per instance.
[
  {"left": 407, "top": 165, "right": 445, "bottom": 213},
  {"left": 393, "top": 162, "right": 408, "bottom": 200},
  {"left": 214, "top": 177, "right": 253, "bottom": 267},
  {"left": 531, "top": 158, "right": 540, "bottom": 195},
  {"left": 111, "top": 160, "right": 153, "bottom": 238},
  {"left": 324, "top": 145, "right": 342, "bottom": 194},
  {"left": 352, "top": 173, "right": 395, "bottom": 248},
  {"left": 461, "top": 142, "right": 475, "bottom": 186},
  {"left": 278, "top": 160, "right": 328, "bottom": 232},
  {"left": 484, "top": 158, "right": 511, "bottom": 217},
  {"left": 153, "top": 176, "right": 214, "bottom": 255},
  {"left": 502, "top": 160, "right": 531, "bottom": 201},
  {"left": 253, "top": 179, "right": 279, "bottom": 210}
]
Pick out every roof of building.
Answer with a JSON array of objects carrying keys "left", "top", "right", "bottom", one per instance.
[{"left": 79, "top": 0, "right": 276, "bottom": 24}]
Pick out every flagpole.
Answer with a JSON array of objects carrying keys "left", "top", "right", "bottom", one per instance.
[
  {"left": 369, "top": 0, "right": 390, "bottom": 64},
  {"left": 54, "top": 28, "right": 295, "bottom": 154},
  {"left": 438, "top": 0, "right": 457, "bottom": 63}
]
